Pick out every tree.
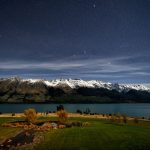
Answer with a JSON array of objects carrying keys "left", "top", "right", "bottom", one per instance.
[
  {"left": 57, "top": 105, "right": 64, "bottom": 111},
  {"left": 24, "top": 108, "right": 37, "bottom": 124}
]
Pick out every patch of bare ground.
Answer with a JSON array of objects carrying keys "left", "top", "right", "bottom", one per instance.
[{"left": 0, "top": 130, "right": 44, "bottom": 150}]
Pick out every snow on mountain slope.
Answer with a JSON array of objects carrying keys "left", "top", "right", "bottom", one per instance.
[
  {"left": 119, "top": 84, "right": 150, "bottom": 92},
  {"left": 1, "top": 77, "right": 150, "bottom": 92}
]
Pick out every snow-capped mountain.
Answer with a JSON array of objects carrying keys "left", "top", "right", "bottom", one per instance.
[
  {"left": 3, "top": 77, "right": 150, "bottom": 93},
  {"left": 1, "top": 77, "right": 150, "bottom": 103}
]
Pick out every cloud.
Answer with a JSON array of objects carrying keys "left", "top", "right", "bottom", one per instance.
[
  {"left": 0, "top": 61, "right": 84, "bottom": 70},
  {"left": 0, "top": 54, "right": 150, "bottom": 83}
]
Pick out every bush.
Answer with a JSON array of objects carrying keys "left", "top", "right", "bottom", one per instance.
[
  {"left": 12, "top": 113, "right": 15, "bottom": 116},
  {"left": 122, "top": 114, "right": 127, "bottom": 124},
  {"left": 57, "top": 110, "right": 68, "bottom": 123},
  {"left": 24, "top": 108, "right": 37, "bottom": 124},
  {"left": 111, "top": 114, "right": 115, "bottom": 122},
  {"left": 83, "top": 122, "right": 91, "bottom": 126},
  {"left": 57, "top": 105, "right": 64, "bottom": 111},
  {"left": 76, "top": 109, "right": 82, "bottom": 114},
  {"left": 116, "top": 113, "right": 121, "bottom": 123},
  {"left": 106, "top": 114, "right": 109, "bottom": 118},
  {"left": 2, "top": 123, "right": 15, "bottom": 127},
  {"left": 72, "top": 121, "right": 83, "bottom": 127},
  {"left": 65, "top": 122, "right": 72, "bottom": 128},
  {"left": 134, "top": 117, "right": 139, "bottom": 124}
]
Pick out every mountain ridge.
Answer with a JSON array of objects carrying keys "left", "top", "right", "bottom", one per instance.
[
  {"left": 2, "top": 77, "right": 149, "bottom": 92},
  {"left": 0, "top": 77, "right": 150, "bottom": 103}
]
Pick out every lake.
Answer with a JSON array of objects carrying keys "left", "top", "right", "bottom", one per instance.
[{"left": 0, "top": 103, "right": 150, "bottom": 118}]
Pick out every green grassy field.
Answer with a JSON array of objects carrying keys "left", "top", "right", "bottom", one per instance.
[
  {"left": 37, "top": 117, "right": 150, "bottom": 150},
  {"left": 0, "top": 117, "right": 23, "bottom": 143},
  {"left": 0, "top": 117, "right": 150, "bottom": 150}
]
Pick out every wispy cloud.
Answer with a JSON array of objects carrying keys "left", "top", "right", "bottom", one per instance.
[
  {"left": 0, "top": 54, "right": 150, "bottom": 83},
  {"left": 0, "top": 61, "right": 84, "bottom": 70}
]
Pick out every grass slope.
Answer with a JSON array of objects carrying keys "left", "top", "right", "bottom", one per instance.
[
  {"left": 0, "top": 117, "right": 23, "bottom": 144},
  {"left": 37, "top": 118, "right": 150, "bottom": 150},
  {"left": 0, "top": 117, "right": 150, "bottom": 150}
]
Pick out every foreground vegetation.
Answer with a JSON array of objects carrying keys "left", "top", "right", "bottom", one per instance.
[
  {"left": 0, "top": 116, "right": 150, "bottom": 150},
  {"left": 0, "top": 117, "right": 23, "bottom": 143}
]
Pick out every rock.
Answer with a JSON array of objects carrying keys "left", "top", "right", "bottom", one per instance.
[
  {"left": 51, "top": 122, "right": 58, "bottom": 129},
  {"left": 41, "top": 122, "right": 52, "bottom": 130}
]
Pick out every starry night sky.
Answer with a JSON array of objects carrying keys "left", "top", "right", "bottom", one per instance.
[{"left": 0, "top": 0, "right": 150, "bottom": 84}]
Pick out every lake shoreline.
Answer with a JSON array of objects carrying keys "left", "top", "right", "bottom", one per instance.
[
  {"left": 0, "top": 112, "right": 150, "bottom": 122},
  {"left": 0, "top": 103, "right": 150, "bottom": 118}
]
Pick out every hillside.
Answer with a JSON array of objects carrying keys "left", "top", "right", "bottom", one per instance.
[{"left": 0, "top": 77, "right": 150, "bottom": 103}]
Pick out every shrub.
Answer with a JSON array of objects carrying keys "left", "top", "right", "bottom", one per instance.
[
  {"left": 111, "top": 114, "right": 115, "bottom": 122},
  {"left": 72, "top": 121, "right": 83, "bottom": 127},
  {"left": 12, "top": 113, "right": 15, "bottom": 116},
  {"left": 134, "top": 117, "right": 139, "bottom": 124},
  {"left": 57, "top": 105, "right": 64, "bottom": 111},
  {"left": 122, "top": 114, "right": 127, "bottom": 124},
  {"left": 106, "top": 114, "right": 109, "bottom": 118},
  {"left": 116, "top": 113, "right": 121, "bottom": 123},
  {"left": 76, "top": 109, "right": 82, "bottom": 114},
  {"left": 83, "top": 122, "right": 91, "bottom": 126},
  {"left": 24, "top": 108, "right": 37, "bottom": 124},
  {"left": 57, "top": 110, "right": 68, "bottom": 123},
  {"left": 90, "top": 113, "right": 94, "bottom": 115},
  {"left": 65, "top": 122, "right": 72, "bottom": 128},
  {"left": 2, "top": 123, "right": 14, "bottom": 127}
]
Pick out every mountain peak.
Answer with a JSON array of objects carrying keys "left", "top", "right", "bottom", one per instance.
[{"left": 0, "top": 77, "right": 149, "bottom": 92}]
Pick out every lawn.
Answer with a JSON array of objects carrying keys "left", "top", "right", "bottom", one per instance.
[
  {"left": 37, "top": 117, "right": 150, "bottom": 150},
  {"left": 0, "top": 117, "right": 23, "bottom": 144},
  {"left": 0, "top": 117, "right": 150, "bottom": 150}
]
